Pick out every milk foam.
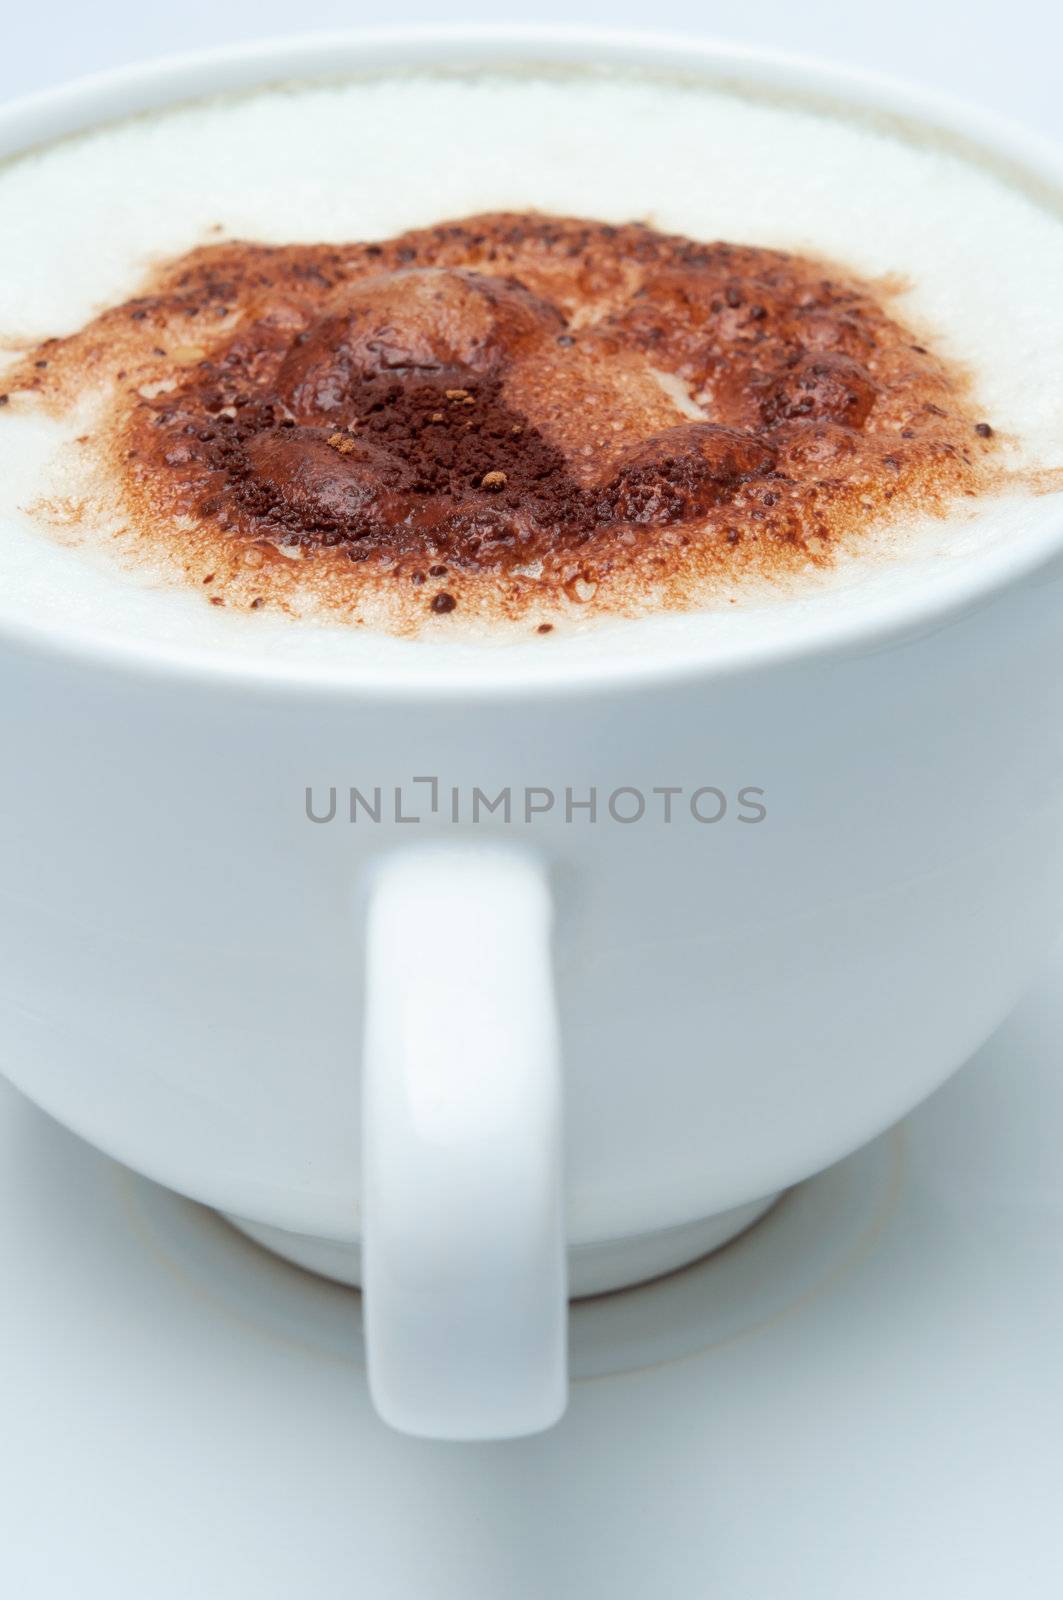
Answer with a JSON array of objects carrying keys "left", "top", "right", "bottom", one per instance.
[{"left": 0, "top": 65, "right": 1061, "bottom": 680}]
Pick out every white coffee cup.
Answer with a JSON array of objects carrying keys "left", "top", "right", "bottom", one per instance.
[{"left": 2, "top": 27, "right": 1063, "bottom": 1442}]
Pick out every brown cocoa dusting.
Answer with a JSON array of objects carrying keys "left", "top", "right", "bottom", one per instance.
[{"left": 6, "top": 211, "right": 1001, "bottom": 632}]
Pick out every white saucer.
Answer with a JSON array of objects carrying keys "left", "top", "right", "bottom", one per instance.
[{"left": 3, "top": 950, "right": 1063, "bottom": 1596}]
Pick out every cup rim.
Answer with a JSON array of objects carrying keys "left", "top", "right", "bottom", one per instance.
[{"left": 1, "top": 22, "right": 1062, "bottom": 702}]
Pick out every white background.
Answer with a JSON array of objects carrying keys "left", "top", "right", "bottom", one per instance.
[{"left": 3, "top": 0, "right": 1063, "bottom": 143}]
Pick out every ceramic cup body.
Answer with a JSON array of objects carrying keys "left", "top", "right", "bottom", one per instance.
[
  {"left": 2, "top": 28, "right": 1063, "bottom": 1435},
  {"left": 5, "top": 559, "right": 1063, "bottom": 1241}
]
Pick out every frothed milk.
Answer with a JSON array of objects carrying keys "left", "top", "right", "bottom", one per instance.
[{"left": 0, "top": 66, "right": 1061, "bottom": 678}]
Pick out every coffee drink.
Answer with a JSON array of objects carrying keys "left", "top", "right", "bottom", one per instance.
[
  {"left": 0, "top": 68, "right": 1060, "bottom": 659},
  {"left": 3, "top": 214, "right": 995, "bottom": 633}
]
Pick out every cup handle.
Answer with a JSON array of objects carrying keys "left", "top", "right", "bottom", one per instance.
[{"left": 361, "top": 842, "right": 567, "bottom": 1439}]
